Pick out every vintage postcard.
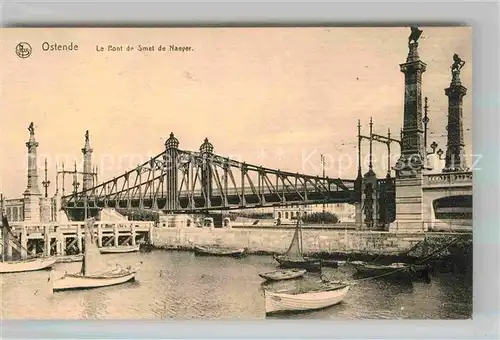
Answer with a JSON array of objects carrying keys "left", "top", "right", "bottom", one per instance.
[{"left": 1, "top": 27, "right": 472, "bottom": 320}]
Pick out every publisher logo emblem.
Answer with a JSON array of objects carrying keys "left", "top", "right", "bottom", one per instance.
[{"left": 16, "top": 42, "right": 32, "bottom": 59}]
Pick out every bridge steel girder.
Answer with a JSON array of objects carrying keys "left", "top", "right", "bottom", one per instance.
[{"left": 62, "top": 149, "right": 359, "bottom": 215}]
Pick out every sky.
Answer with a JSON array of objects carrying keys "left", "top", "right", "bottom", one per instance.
[{"left": 0, "top": 27, "right": 472, "bottom": 198}]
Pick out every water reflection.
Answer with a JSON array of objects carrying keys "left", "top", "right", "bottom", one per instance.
[{"left": 0, "top": 251, "right": 472, "bottom": 320}]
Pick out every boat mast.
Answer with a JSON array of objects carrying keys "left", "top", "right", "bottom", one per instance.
[{"left": 298, "top": 207, "right": 303, "bottom": 255}]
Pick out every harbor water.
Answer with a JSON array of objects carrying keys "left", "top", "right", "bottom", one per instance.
[{"left": 0, "top": 250, "right": 472, "bottom": 319}]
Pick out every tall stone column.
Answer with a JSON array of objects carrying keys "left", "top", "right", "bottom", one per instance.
[
  {"left": 443, "top": 54, "right": 468, "bottom": 172},
  {"left": 23, "top": 122, "right": 42, "bottom": 222},
  {"left": 391, "top": 27, "right": 427, "bottom": 232},
  {"left": 81, "top": 130, "right": 94, "bottom": 191}
]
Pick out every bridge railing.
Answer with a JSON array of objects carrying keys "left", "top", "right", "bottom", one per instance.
[
  {"left": 423, "top": 171, "right": 473, "bottom": 187},
  {"left": 390, "top": 220, "right": 472, "bottom": 233}
]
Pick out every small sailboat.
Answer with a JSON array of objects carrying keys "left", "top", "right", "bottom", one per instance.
[
  {"left": 99, "top": 244, "right": 140, "bottom": 254},
  {"left": 259, "top": 268, "right": 306, "bottom": 282},
  {"left": 273, "top": 211, "right": 322, "bottom": 272},
  {"left": 0, "top": 216, "right": 56, "bottom": 274},
  {"left": 264, "top": 282, "right": 350, "bottom": 315},
  {"left": 194, "top": 245, "right": 248, "bottom": 258},
  {"left": 52, "top": 218, "right": 141, "bottom": 291}
]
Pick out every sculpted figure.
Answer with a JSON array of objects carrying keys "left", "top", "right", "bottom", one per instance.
[
  {"left": 451, "top": 54, "right": 466, "bottom": 72},
  {"left": 408, "top": 26, "right": 423, "bottom": 45},
  {"left": 28, "top": 122, "right": 34, "bottom": 134},
  {"left": 85, "top": 130, "right": 89, "bottom": 142}
]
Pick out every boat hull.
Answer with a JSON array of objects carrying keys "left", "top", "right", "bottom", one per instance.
[
  {"left": 259, "top": 269, "right": 306, "bottom": 281},
  {"left": 274, "top": 255, "right": 322, "bottom": 272},
  {"left": 265, "top": 285, "right": 350, "bottom": 315},
  {"left": 99, "top": 245, "right": 140, "bottom": 254},
  {"left": 351, "top": 262, "right": 430, "bottom": 279},
  {"left": 194, "top": 245, "right": 248, "bottom": 258},
  {"left": 55, "top": 255, "right": 83, "bottom": 263},
  {"left": 52, "top": 271, "right": 137, "bottom": 291},
  {"left": 0, "top": 257, "right": 56, "bottom": 274}
]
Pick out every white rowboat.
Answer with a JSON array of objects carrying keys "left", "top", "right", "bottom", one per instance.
[
  {"left": 264, "top": 284, "right": 350, "bottom": 315},
  {"left": 52, "top": 268, "right": 138, "bottom": 291},
  {"left": 0, "top": 257, "right": 56, "bottom": 274},
  {"left": 99, "top": 245, "right": 140, "bottom": 254}
]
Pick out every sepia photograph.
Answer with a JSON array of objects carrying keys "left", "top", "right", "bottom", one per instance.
[{"left": 0, "top": 26, "right": 473, "bottom": 320}]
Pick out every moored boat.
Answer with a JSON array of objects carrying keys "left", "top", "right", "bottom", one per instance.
[
  {"left": 0, "top": 216, "right": 56, "bottom": 274},
  {"left": 274, "top": 211, "right": 322, "bottom": 272},
  {"left": 259, "top": 268, "right": 306, "bottom": 281},
  {"left": 194, "top": 245, "right": 248, "bottom": 258},
  {"left": 99, "top": 244, "right": 140, "bottom": 254},
  {"left": 0, "top": 257, "right": 56, "bottom": 274},
  {"left": 55, "top": 254, "right": 83, "bottom": 263},
  {"left": 351, "top": 261, "right": 430, "bottom": 279},
  {"left": 264, "top": 283, "right": 350, "bottom": 315},
  {"left": 53, "top": 218, "right": 141, "bottom": 292}
]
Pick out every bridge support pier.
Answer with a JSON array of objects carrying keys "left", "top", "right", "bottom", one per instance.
[{"left": 97, "top": 224, "right": 103, "bottom": 248}]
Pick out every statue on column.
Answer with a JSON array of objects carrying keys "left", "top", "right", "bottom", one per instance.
[
  {"left": 451, "top": 54, "right": 466, "bottom": 73},
  {"left": 85, "top": 130, "right": 89, "bottom": 142},
  {"left": 451, "top": 54, "right": 465, "bottom": 82},
  {"left": 408, "top": 26, "right": 423, "bottom": 46},
  {"left": 28, "top": 122, "right": 34, "bottom": 135}
]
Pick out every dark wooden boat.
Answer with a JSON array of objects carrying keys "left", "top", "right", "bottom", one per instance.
[
  {"left": 351, "top": 261, "right": 431, "bottom": 280},
  {"left": 274, "top": 212, "right": 322, "bottom": 272},
  {"left": 259, "top": 268, "right": 306, "bottom": 281},
  {"left": 194, "top": 245, "right": 248, "bottom": 258}
]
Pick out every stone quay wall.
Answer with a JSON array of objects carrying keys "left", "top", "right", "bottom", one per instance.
[{"left": 152, "top": 226, "right": 471, "bottom": 258}]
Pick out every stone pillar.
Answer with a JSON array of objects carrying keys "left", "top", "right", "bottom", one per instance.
[
  {"left": 81, "top": 130, "right": 94, "bottom": 191},
  {"left": 391, "top": 28, "right": 427, "bottom": 232},
  {"left": 39, "top": 197, "right": 51, "bottom": 223},
  {"left": 23, "top": 122, "right": 42, "bottom": 222},
  {"left": 443, "top": 55, "right": 468, "bottom": 172}
]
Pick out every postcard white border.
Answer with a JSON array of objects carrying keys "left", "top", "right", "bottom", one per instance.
[{"left": 1, "top": 0, "right": 499, "bottom": 339}]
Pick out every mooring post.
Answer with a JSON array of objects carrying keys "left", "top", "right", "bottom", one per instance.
[
  {"left": 97, "top": 223, "right": 103, "bottom": 247},
  {"left": 113, "top": 223, "right": 119, "bottom": 246},
  {"left": 43, "top": 224, "right": 50, "bottom": 256},
  {"left": 56, "top": 227, "right": 63, "bottom": 256},
  {"left": 148, "top": 223, "right": 154, "bottom": 244},
  {"left": 131, "top": 223, "right": 136, "bottom": 246},
  {"left": 77, "top": 223, "right": 83, "bottom": 254},
  {"left": 20, "top": 225, "right": 28, "bottom": 260},
  {"left": 61, "top": 235, "right": 66, "bottom": 256}
]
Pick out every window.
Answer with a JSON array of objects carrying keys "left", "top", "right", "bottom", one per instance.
[
  {"left": 13, "top": 207, "right": 18, "bottom": 221},
  {"left": 277, "top": 212, "right": 282, "bottom": 219},
  {"left": 285, "top": 212, "right": 289, "bottom": 219}
]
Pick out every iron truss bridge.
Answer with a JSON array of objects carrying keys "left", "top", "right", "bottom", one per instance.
[{"left": 62, "top": 148, "right": 360, "bottom": 213}]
